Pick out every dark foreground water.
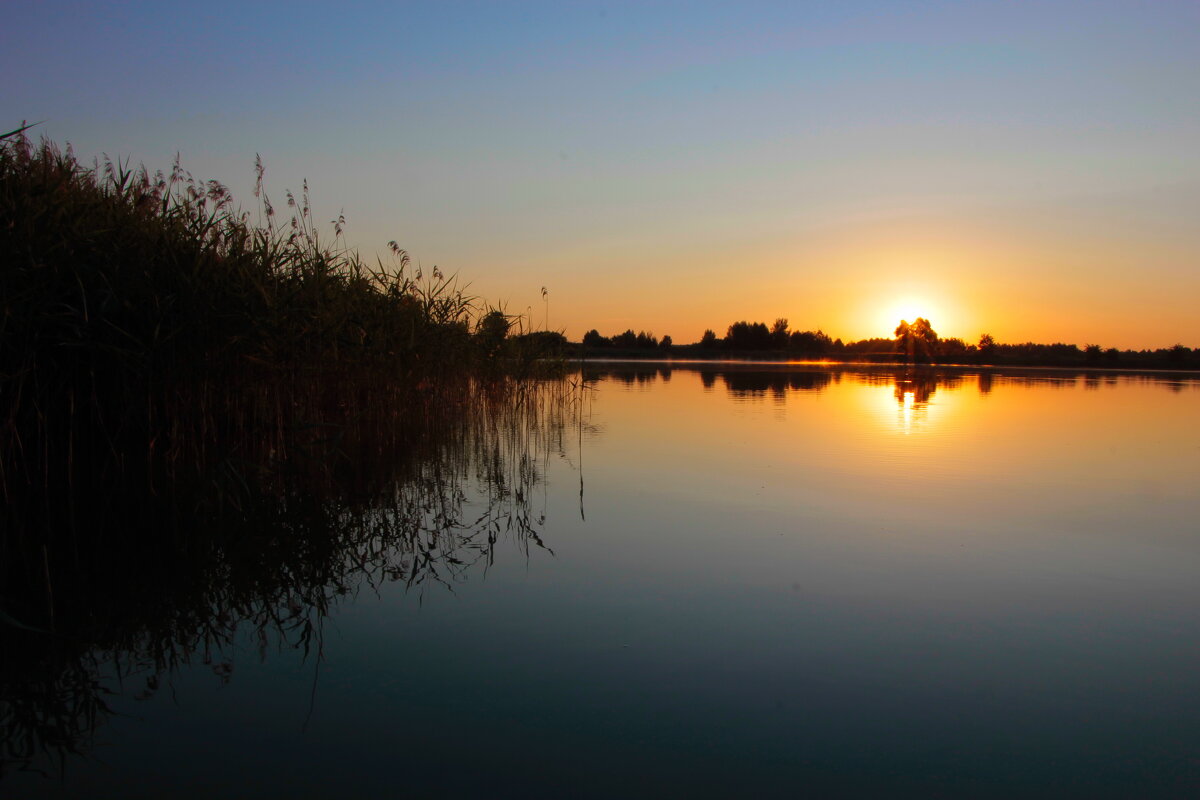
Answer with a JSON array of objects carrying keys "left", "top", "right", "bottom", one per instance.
[{"left": 6, "top": 365, "right": 1200, "bottom": 798}]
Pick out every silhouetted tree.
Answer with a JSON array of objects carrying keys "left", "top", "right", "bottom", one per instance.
[
  {"left": 895, "top": 320, "right": 911, "bottom": 359},
  {"left": 699, "top": 329, "right": 718, "bottom": 349},
  {"left": 788, "top": 329, "right": 832, "bottom": 357},
  {"left": 844, "top": 337, "right": 895, "bottom": 356},
  {"left": 896, "top": 318, "right": 938, "bottom": 362},
  {"left": 996, "top": 341, "right": 1082, "bottom": 365},
  {"left": 1167, "top": 344, "right": 1190, "bottom": 364},
  {"left": 475, "top": 309, "right": 510, "bottom": 356},
  {"left": 940, "top": 337, "right": 968, "bottom": 360},
  {"left": 911, "top": 318, "right": 938, "bottom": 361},
  {"left": 660, "top": 334, "right": 672, "bottom": 349},
  {"left": 612, "top": 329, "right": 638, "bottom": 348},
  {"left": 582, "top": 329, "right": 610, "bottom": 348},
  {"left": 978, "top": 333, "right": 996, "bottom": 362},
  {"left": 726, "top": 321, "right": 772, "bottom": 350},
  {"left": 894, "top": 320, "right": 913, "bottom": 362},
  {"left": 770, "top": 318, "right": 789, "bottom": 350}
]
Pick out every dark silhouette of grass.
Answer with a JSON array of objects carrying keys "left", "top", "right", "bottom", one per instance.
[{"left": 0, "top": 129, "right": 564, "bottom": 506}]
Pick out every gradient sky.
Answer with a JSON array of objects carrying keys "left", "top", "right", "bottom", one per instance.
[{"left": 4, "top": 1, "right": 1198, "bottom": 347}]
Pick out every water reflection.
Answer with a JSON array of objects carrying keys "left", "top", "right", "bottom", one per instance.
[
  {"left": 0, "top": 376, "right": 578, "bottom": 778},
  {"left": 584, "top": 362, "right": 1198, "bottom": 442},
  {"left": 893, "top": 373, "right": 938, "bottom": 406},
  {"left": 584, "top": 362, "right": 1199, "bottom": 407},
  {"left": 719, "top": 370, "right": 835, "bottom": 398}
]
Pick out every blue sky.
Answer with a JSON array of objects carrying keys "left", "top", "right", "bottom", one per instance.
[{"left": 4, "top": 1, "right": 1199, "bottom": 345}]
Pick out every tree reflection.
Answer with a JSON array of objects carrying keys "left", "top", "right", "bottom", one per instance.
[
  {"left": 893, "top": 373, "right": 939, "bottom": 407},
  {"left": 887, "top": 372, "right": 941, "bottom": 431},
  {"left": 579, "top": 364, "right": 1199, "bottom": 408},
  {"left": 721, "top": 371, "right": 835, "bottom": 398}
]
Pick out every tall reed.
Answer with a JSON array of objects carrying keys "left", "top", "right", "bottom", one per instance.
[{"left": 0, "top": 130, "right": 557, "bottom": 504}]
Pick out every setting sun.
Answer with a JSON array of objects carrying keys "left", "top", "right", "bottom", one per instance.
[
  {"left": 885, "top": 297, "right": 941, "bottom": 332},
  {"left": 863, "top": 289, "right": 958, "bottom": 340}
]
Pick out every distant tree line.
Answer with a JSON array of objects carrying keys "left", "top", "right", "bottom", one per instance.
[
  {"left": 582, "top": 329, "right": 671, "bottom": 350},
  {"left": 578, "top": 316, "right": 1200, "bottom": 369},
  {"left": 582, "top": 318, "right": 839, "bottom": 357}
]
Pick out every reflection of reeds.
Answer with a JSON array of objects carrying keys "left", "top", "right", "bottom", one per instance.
[{"left": 0, "top": 373, "right": 581, "bottom": 778}]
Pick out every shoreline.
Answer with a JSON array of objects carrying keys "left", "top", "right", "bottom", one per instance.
[{"left": 575, "top": 356, "right": 1200, "bottom": 378}]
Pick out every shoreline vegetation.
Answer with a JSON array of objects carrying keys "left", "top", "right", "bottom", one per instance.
[
  {"left": 0, "top": 127, "right": 577, "bottom": 774},
  {"left": 0, "top": 127, "right": 566, "bottom": 499},
  {"left": 575, "top": 318, "right": 1199, "bottom": 370}
]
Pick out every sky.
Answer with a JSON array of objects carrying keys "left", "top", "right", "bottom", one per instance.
[{"left": 4, "top": 1, "right": 1199, "bottom": 348}]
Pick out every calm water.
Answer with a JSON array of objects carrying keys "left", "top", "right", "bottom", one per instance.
[{"left": 7, "top": 365, "right": 1200, "bottom": 798}]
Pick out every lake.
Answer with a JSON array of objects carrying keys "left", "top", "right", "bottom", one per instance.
[{"left": 6, "top": 363, "right": 1200, "bottom": 798}]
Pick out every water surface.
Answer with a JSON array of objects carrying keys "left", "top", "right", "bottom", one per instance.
[{"left": 8, "top": 365, "right": 1200, "bottom": 798}]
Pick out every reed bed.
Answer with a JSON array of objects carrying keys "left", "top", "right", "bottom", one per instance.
[{"left": 0, "top": 127, "right": 562, "bottom": 506}]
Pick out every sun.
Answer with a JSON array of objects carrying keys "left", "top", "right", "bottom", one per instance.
[
  {"left": 850, "top": 283, "right": 960, "bottom": 341},
  {"left": 884, "top": 296, "right": 941, "bottom": 333}
]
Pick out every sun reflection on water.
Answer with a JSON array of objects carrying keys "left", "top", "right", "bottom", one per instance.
[
  {"left": 898, "top": 387, "right": 916, "bottom": 434},
  {"left": 849, "top": 371, "right": 948, "bottom": 436},
  {"left": 891, "top": 374, "right": 940, "bottom": 434}
]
